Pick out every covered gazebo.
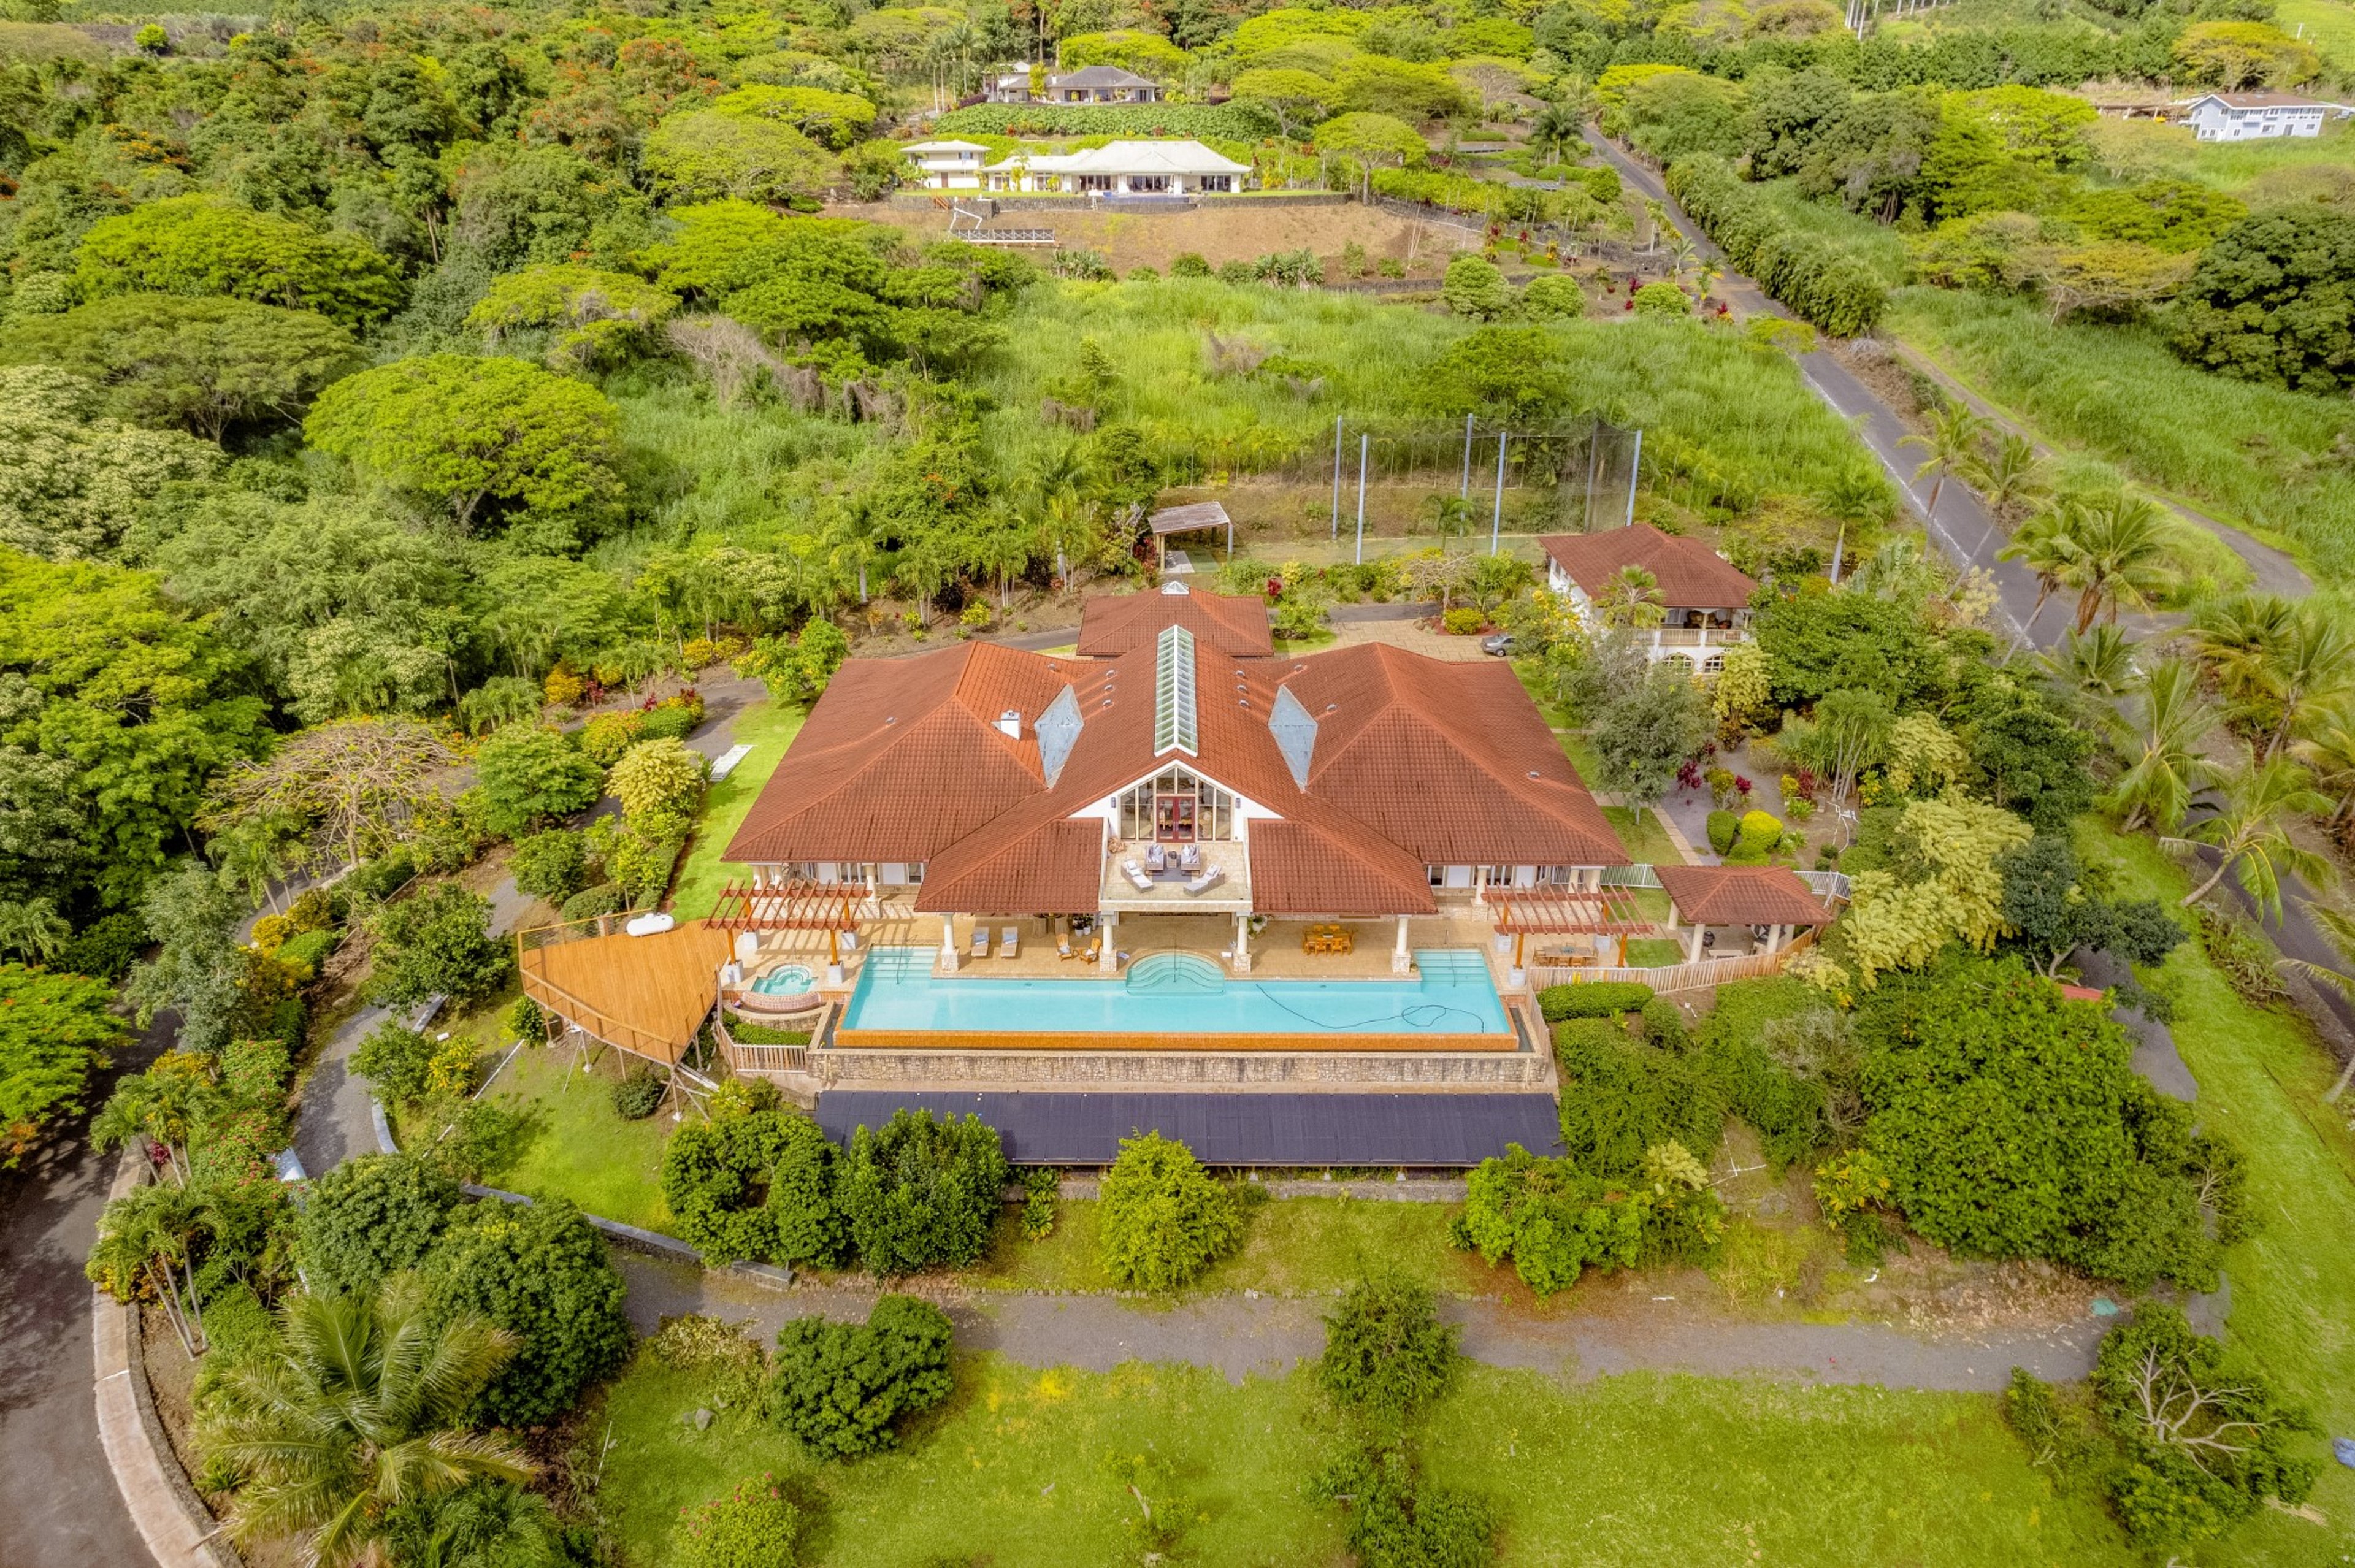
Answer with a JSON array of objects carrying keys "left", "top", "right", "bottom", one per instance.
[
  {"left": 1148, "top": 500, "right": 1233, "bottom": 570},
  {"left": 1653, "top": 865, "right": 1829, "bottom": 962},
  {"left": 1487, "top": 886, "right": 1655, "bottom": 981}
]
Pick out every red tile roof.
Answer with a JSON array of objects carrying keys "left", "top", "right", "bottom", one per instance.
[
  {"left": 727, "top": 593, "right": 1625, "bottom": 916},
  {"left": 1537, "top": 524, "right": 1757, "bottom": 610},
  {"left": 1655, "top": 865, "right": 1829, "bottom": 927},
  {"left": 1076, "top": 584, "right": 1274, "bottom": 657}
]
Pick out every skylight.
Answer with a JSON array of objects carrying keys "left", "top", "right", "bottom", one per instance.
[
  {"left": 1268, "top": 684, "right": 1318, "bottom": 788},
  {"left": 1036, "top": 684, "right": 1083, "bottom": 787},
  {"left": 1154, "top": 624, "right": 1197, "bottom": 756}
]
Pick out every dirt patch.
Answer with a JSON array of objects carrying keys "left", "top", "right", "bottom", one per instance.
[{"left": 837, "top": 199, "right": 1487, "bottom": 276}]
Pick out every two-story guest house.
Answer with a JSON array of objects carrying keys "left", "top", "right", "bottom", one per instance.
[{"left": 1539, "top": 524, "right": 1758, "bottom": 670}]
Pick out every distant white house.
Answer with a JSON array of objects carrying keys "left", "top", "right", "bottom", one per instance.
[
  {"left": 900, "top": 140, "right": 990, "bottom": 189},
  {"left": 984, "top": 139, "right": 1249, "bottom": 196},
  {"left": 1043, "top": 65, "right": 1162, "bottom": 104},
  {"left": 984, "top": 64, "right": 1036, "bottom": 103},
  {"left": 2174, "top": 93, "right": 2352, "bottom": 141}
]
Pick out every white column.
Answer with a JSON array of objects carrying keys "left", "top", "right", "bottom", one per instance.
[
  {"left": 940, "top": 914, "right": 959, "bottom": 973},
  {"left": 1664, "top": 902, "right": 1679, "bottom": 933},
  {"left": 1099, "top": 910, "right": 1118, "bottom": 971},
  {"left": 1472, "top": 865, "right": 1487, "bottom": 906},
  {"left": 1687, "top": 925, "right": 1706, "bottom": 963},
  {"left": 1769, "top": 923, "right": 1787, "bottom": 954},
  {"left": 1235, "top": 912, "right": 1253, "bottom": 974},
  {"left": 1393, "top": 915, "right": 1412, "bottom": 975}
]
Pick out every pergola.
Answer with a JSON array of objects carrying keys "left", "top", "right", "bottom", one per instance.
[
  {"left": 710, "top": 878, "right": 870, "bottom": 964},
  {"left": 1653, "top": 865, "right": 1829, "bottom": 963},
  {"left": 1149, "top": 500, "right": 1234, "bottom": 570},
  {"left": 1487, "top": 887, "right": 1655, "bottom": 969}
]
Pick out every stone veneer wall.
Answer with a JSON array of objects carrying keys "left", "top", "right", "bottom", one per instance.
[{"left": 812, "top": 1047, "right": 1553, "bottom": 1088}]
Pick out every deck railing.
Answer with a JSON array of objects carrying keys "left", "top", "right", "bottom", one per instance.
[
  {"left": 714, "top": 995, "right": 829, "bottom": 1076},
  {"left": 516, "top": 914, "right": 687, "bottom": 1063},
  {"left": 1528, "top": 928, "right": 1820, "bottom": 995}
]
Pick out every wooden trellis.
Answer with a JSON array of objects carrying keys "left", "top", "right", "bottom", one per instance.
[
  {"left": 1486, "top": 887, "right": 1655, "bottom": 969},
  {"left": 710, "top": 879, "right": 870, "bottom": 963}
]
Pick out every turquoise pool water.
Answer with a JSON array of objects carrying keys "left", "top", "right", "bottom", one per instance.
[
  {"left": 751, "top": 964, "right": 815, "bottom": 996},
  {"left": 839, "top": 947, "right": 1509, "bottom": 1036}
]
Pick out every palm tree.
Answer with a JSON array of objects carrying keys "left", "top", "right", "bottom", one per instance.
[
  {"left": 2051, "top": 491, "right": 2173, "bottom": 632},
  {"left": 2042, "top": 624, "right": 2137, "bottom": 700},
  {"left": 1899, "top": 403, "right": 1991, "bottom": 523},
  {"left": 1668, "top": 236, "right": 1699, "bottom": 288},
  {"left": 0, "top": 895, "right": 69, "bottom": 961},
  {"left": 2104, "top": 657, "right": 2219, "bottom": 835},
  {"left": 1970, "top": 432, "right": 2051, "bottom": 551},
  {"left": 199, "top": 1280, "right": 537, "bottom": 1568},
  {"left": 2276, "top": 900, "right": 2355, "bottom": 1104},
  {"left": 1997, "top": 501, "right": 2078, "bottom": 630},
  {"left": 1528, "top": 99, "right": 1584, "bottom": 166},
  {"left": 2251, "top": 603, "right": 2355, "bottom": 760},
  {"left": 1595, "top": 564, "right": 1665, "bottom": 628},
  {"left": 2186, "top": 590, "right": 2297, "bottom": 706},
  {"left": 2294, "top": 702, "right": 2355, "bottom": 843},
  {"left": 86, "top": 1181, "right": 210, "bottom": 1356},
  {"left": 2164, "top": 749, "right": 2332, "bottom": 917},
  {"left": 92, "top": 1055, "right": 218, "bottom": 1186}
]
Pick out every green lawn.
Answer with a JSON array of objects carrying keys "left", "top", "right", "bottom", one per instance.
[
  {"left": 1603, "top": 805, "right": 1685, "bottom": 866},
  {"left": 478, "top": 1042, "right": 677, "bottom": 1234},
  {"left": 589, "top": 1350, "right": 2137, "bottom": 1568},
  {"left": 669, "top": 696, "right": 805, "bottom": 921},
  {"left": 1888, "top": 287, "right": 2355, "bottom": 584},
  {"left": 2275, "top": 0, "right": 2355, "bottom": 67},
  {"left": 2078, "top": 826, "right": 2355, "bottom": 1565}
]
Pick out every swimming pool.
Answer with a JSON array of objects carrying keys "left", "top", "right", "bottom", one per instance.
[
  {"left": 750, "top": 963, "right": 816, "bottom": 997},
  {"left": 838, "top": 947, "right": 1509, "bottom": 1036}
]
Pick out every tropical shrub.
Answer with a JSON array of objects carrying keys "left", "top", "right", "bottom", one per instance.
[
  {"left": 296, "top": 1153, "right": 460, "bottom": 1296},
  {"left": 932, "top": 104, "right": 1273, "bottom": 140},
  {"left": 1451, "top": 1142, "right": 1647, "bottom": 1295},
  {"left": 1665, "top": 156, "right": 1888, "bottom": 337},
  {"left": 1097, "top": 1131, "right": 1243, "bottom": 1291},
  {"left": 611, "top": 1069, "right": 667, "bottom": 1120},
  {"left": 1319, "top": 1273, "right": 1461, "bottom": 1424},
  {"left": 659, "top": 1109, "right": 844, "bottom": 1269},
  {"left": 54, "top": 912, "right": 148, "bottom": 980},
  {"left": 1633, "top": 280, "right": 1690, "bottom": 316},
  {"left": 423, "top": 1195, "right": 632, "bottom": 1428},
  {"left": 1553, "top": 1018, "right": 1725, "bottom": 1177},
  {"left": 509, "top": 828, "right": 592, "bottom": 903},
  {"left": 1706, "top": 809, "right": 1740, "bottom": 854},
  {"left": 766, "top": 1293, "right": 954, "bottom": 1458},
  {"left": 1536, "top": 981, "right": 1653, "bottom": 1020},
  {"left": 674, "top": 1476, "right": 809, "bottom": 1568},
  {"left": 365, "top": 885, "right": 511, "bottom": 1008},
  {"left": 474, "top": 725, "right": 603, "bottom": 837},
  {"left": 1441, "top": 254, "right": 1512, "bottom": 320},
  {"left": 835, "top": 1110, "right": 1008, "bottom": 1276},
  {"left": 1312, "top": 1447, "right": 1496, "bottom": 1568},
  {"left": 1521, "top": 273, "right": 1586, "bottom": 319}
]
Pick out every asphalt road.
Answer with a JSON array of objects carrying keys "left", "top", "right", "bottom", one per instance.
[
  {"left": 1579, "top": 128, "right": 2355, "bottom": 1050},
  {"left": 0, "top": 1015, "right": 170, "bottom": 1568}
]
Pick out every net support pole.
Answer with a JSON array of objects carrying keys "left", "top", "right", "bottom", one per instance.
[
  {"left": 1460, "top": 413, "right": 1474, "bottom": 500},
  {"left": 1490, "top": 432, "right": 1507, "bottom": 556},
  {"left": 1354, "top": 434, "right": 1369, "bottom": 566},
  {"left": 1330, "top": 415, "right": 1342, "bottom": 540},
  {"left": 1624, "top": 428, "right": 1642, "bottom": 528}
]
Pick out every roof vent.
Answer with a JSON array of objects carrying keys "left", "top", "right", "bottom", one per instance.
[
  {"left": 1527, "top": 770, "right": 1542, "bottom": 779},
  {"left": 884, "top": 716, "right": 897, "bottom": 725},
  {"left": 1160, "top": 580, "right": 1190, "bottom": 595},
  {"left": 997, "top": 709, "right": 1022, "bottom": 740}
]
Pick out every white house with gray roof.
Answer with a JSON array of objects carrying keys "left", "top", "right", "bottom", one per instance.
[{"left": 984, "top": 139, "right": 1249, "bottom": 195}]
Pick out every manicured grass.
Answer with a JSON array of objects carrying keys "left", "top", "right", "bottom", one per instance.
[
  {"left": 668, "top": 697, "right": 806, "bottom": 922},
  {"left": 590, "top": 1350, "right": 2136, "bottom": 1568},
  {"left": 1623, "top": 936, "right": 1688, "bottom": 968},
  {"left": 2077, "top": 826, "right": 2355, "bottom": 1564},
  {"left": 971, "top": 1195, "right": 1471, "bottom": 1296},
  {"left": 1888, "top": 287, "right": 2355, "bottom": 583},
  {"left": 1604, "top": 804, "right": 1685, "bottom": 866},
  {"left": 480, "top": 1043, "right": 678, "bottom": 1234}
]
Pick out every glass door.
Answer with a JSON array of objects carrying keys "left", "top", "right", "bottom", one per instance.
[{"left": 1154, "top": 794, "right": 1197, "bottom": 841}]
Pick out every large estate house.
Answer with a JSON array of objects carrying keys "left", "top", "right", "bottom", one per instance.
[
  {"left": 1539, "top": 524, "right": 1758, "bottom": 669},
  {"left": 515, "top": 585, "right": 1836, "bottom": 1165},
  {"left": 2173, "top": 92, "right": 2352, "bottom": 140},
  {"left": 982, "top": 139, "right": 1249, "bottom": 195}
]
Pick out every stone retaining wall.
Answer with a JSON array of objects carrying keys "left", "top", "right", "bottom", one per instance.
[{"left": 805, "top": 1046, "right": 1554, "bottom": 1088}]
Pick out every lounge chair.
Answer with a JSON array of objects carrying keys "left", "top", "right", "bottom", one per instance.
[
  {"left": 1178, "top": 843, "right": 1202, "bottom": 873},
  {"left": 1082, "top": 936, "right": 1102, "bottom": 963},
  {"left": 1122, "top": 859, "right": 1153, "bottom": 892},
  {"left": 1182, "top": 865, "right": 1226, "bottom": 897},
  {"left": 970, "top": 925, "right": 989, "bottom": 959},
  {"left": 1000, "top": 925, "right": 1019, "bottom": 958},
  {"left": 1057, "top": 933, "right": 1074, "bottom": 960},
  {"left": 1144, "top": 843, "right": 1167, "bottom": 873}
]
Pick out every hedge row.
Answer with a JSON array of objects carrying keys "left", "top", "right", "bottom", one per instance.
[
  {"left": 1663, "top": 155, "right": 1887, "bottom": 339},
  {"left": 932, "top": 103, "right": 1276, "bottom": 140},
  {"left": 1537, "top": 980, "right": 1655, "bottom": 1020}
]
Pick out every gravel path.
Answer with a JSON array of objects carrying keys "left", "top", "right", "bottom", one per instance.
[{"left": 608, "top": 1250, "right": 2107, "bottom": 1392}]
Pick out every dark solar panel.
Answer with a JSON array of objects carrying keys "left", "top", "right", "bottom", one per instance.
[{"left": 813, "top": 1092, "right": 1564, "bottom": 1166}]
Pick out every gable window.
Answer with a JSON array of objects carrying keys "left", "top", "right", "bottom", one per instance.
[{"left": 1117, "top": 766, "right": 1236, "bottom": 843}]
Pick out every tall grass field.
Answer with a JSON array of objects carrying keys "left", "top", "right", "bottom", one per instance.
[{"left": 1888, "top": 287, "right": 2355, "bottom": 583}]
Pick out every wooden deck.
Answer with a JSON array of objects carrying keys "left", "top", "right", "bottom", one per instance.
[{"left": 518, "top": 921, "right": 733, "bottom": 1064}]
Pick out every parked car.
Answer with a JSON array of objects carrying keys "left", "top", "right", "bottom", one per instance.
[{"left": 1480, "top": 632, "right": 1518, "bottom": 657}]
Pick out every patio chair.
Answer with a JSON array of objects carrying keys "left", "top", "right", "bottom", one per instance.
[
  {"left": 1144, "top": 843, "right": 1167, "bottom": 873},
  {"left": 1178, "top": 843, "right": 1202, "bottom": 873},
  {"left": 1122, "top": 859, "right": 1153, "bottom": 892},
  {"left": 1182, "top": 865, "right": 1226, "bottom": 897},
  {"left": 971, "top": 925, "right": 989, "bottom": 959},
  {"left": 1082, "top": 936, "right": 1102, "bottom": 963},
  {"left": 1000, "top": 925, "right": 1019, "bottom": 958},
  {"left": 1057, "top": 933, "right": 1074, "bottom": 960}
]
